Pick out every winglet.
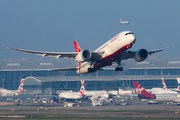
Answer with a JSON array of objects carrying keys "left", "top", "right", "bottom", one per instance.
[
  {"left": 133, "top": 81, "right": 156, "bottom": 99},
  {"left": 73, "top": 41, "right": 81, "bottom": 52}
]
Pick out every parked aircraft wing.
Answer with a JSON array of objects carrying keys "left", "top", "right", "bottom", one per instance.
[
  {"left": 8, "top": 48, "right": 104, "bottom": 60},
  {"left": 120, "top": 45, "right": 172, "bottom": 60}
]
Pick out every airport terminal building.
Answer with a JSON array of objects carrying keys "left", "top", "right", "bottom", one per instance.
[{"left": 0, "top": 56, "right": 180, "bottom": 95}]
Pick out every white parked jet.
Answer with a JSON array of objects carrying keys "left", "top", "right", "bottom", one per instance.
[
  {"left": 0, "top": 79, "right": 24, "bottom": 96},
  {"left": 80, "top": 80, "right": 109, "bottom": 101},
  {"left": 8, "top": 31, "right": 172, "bottom": 74},
  {"left": 133, "top": 81, "right": 180, "bottom": 105},
  {"left": 58, "top": 87, "right": 84, "bottom": 100}
]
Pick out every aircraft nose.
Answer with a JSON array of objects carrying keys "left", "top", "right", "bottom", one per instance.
[{"left": 130, "top": 35, "right": 136, "bottom": 44}]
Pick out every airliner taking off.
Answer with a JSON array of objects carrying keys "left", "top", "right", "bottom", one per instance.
[
  {"left": 8, "top": 31, "right": 172, "bottom": 74},
  {"left": 0, "top": 79, "right": 24, "bottom": 96}
]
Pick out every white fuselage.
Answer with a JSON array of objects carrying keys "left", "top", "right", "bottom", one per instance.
[
  {"left": 0, "top": 89, "right": 18, "bottom": 96},
  {"left": 83, "top": 90, "right": 109, "bottom": 98},
  {"left": 76, "top": 31, "right": 136, "bottom": 74},
  {"left": 150, "top": 88, "right": 180, "bottom": 103},
  {"left": 58, "top": 92, "right": 82, "bottom": 99},
  {"left": 153, "top": 94, "right": 180, "bottom": 103},
  {"left": 120, "top": 21, "right": 129, "bottom": 24},
  {"left": 150, "top": 88, "right": 178, "bottom": 94}
]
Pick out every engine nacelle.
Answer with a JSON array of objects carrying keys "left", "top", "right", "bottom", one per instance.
[
  {"left": 76, "top": 50, "right": 92, "bottom": 63},
  {"left": 134, "top": 49, "right": 148, "bottom": 62}
]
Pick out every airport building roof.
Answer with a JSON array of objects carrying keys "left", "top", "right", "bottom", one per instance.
[
  {"left": 1, "top": 56, "right": 180, "bottom": 71},
  {"left": 25, "top": 75, "right": 180, "bottom": 83}
]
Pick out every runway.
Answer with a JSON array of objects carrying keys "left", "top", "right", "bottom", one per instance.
[{"left": 0, "top": 101, "right": 180, "bottom": 119}]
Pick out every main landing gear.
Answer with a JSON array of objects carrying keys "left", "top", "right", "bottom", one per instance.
[
  {"left": 115, "top": 59, "right": 123, "bottom": 71},
  {"left": 88, "top": 68, "right": 95, "bottom": 72},
  {"left": 115, "top": 67, "right": 123, "bottom": 71}
]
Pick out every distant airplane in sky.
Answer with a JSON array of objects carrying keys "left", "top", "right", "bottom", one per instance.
[
  {"left": 8, "top": 31, "right": 172, "bottom": 74},
  {"left": 0, "top": 79, "right": 24, "bottom": 96},
  {"left": 120, "top": 18, "right": 129, "bottom": 24}
]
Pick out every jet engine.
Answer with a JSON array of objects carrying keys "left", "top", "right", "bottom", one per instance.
[
  {"left": 76, "top": 50, "right": 92, "bottom": 63},
  {"left": 134, "top": 49, "right": 148, "bottom": 62}
]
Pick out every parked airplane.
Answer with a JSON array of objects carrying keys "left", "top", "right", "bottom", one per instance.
[
  {"left": 80, "top": 80, "right": 109, "bottom": 101},
  {"left": 120, "top": 18, "right": 129, "bottom": 24},
  {"left": 58, "top": 85, "right": 84, "bottom": 100},
  {"left": 161, "top": 77, "right": 180, "bottom": 91},
  {"left": 8, "top": 31, "right": 172, "bottom": 74},
  {"left": 133, "top": 81, "right": 180, "bottom": 105},
  {"left": 0, "top": 79, "right": 24, "bottom": 96}
]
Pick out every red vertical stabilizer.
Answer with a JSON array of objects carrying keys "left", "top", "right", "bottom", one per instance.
[
  {"left": 73, "top": 41, "right": 81, "bottom": 70},
  {"left": 73, "top": 41, "right": 81, "bottom": 52},
  {"left": 133, "top": 81, "right": 155, "bottom": 99}
]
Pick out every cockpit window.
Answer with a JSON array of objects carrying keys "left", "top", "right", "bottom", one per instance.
[{"left": 125, "top": 32, "right": 133, "bottom": 35}]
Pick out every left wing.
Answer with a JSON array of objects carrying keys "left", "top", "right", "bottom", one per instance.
[
  {"left": 49, "top": 67, "right": 78, "bottom": 71},
  {"left": 8, "top": 48, "right": 78, "bottom": 59},
  {"left": 8, "top": 48, "right": 104, "bottom": 60},
  {"left": 120, "top": 45, "right": 172, "bottom": 60}
]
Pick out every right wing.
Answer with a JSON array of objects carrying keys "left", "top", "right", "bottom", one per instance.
[{"left": 120, "top": 45, "right": 172, "bottom": 60}]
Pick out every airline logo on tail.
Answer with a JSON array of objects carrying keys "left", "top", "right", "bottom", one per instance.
[
  {"left": 177, "top": 78, "right": 180, "bottom": 90},
  {"left": 80, "top": 80, "right": 86, "bottom": 92},
  {"left": 133, "top": 81, "right": 156, "bottom": 99},
  {"left": 80, "top": 90, "right": 84, "bottom": 97},
  {"left": 73, "top": 41, "right": 81, "bottom": 52},
  {"left": 18, "top": 79, "right": 24, "bottom": 94},
  {"left": 73, "top": 41, "right": 81, "bottom": 72},
  {"left": 79, "top": 80, "right": 86, "bottom": 97},
  {"left": 162, "top": 77, "right": 167, "bottom": 89}
]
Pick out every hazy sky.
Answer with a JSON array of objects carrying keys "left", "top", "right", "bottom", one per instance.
[{"left": 0, "top": 0, "right": 180, "bottom": 59}]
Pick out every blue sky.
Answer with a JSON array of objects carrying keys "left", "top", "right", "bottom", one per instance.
[{"left": 0, "top": 0, "right": 180, "bottom": 59}]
